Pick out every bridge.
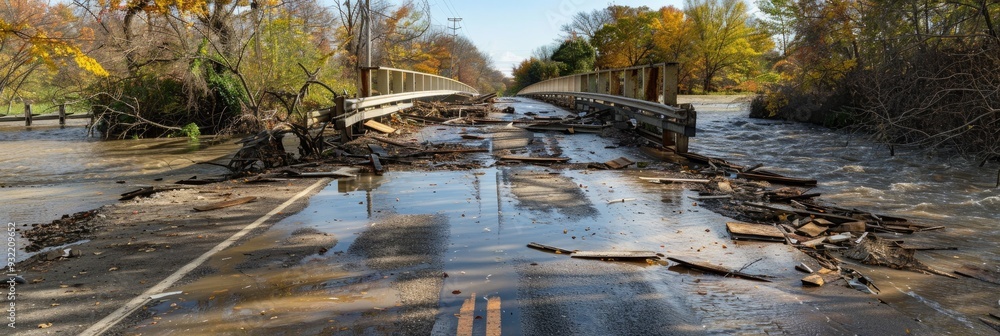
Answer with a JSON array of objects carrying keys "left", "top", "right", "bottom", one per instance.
[
  {"left": 2, "top": 64, "right": 696, "bottom": 152},
  {"left": 516, "top": 63, "right": 695, "bottom": 153}
]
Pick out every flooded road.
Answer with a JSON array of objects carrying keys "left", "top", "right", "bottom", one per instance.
[
  {"left": 0, "top": 121, "right": 237, "bottom": 261},
  {"left": 8, "top": 96, "right": 999, "bottom": 334},
  {"left": 123, "top": 96, "right": 997, "bottom": 335}
]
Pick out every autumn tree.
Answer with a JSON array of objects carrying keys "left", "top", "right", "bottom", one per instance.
[
  {"left": 591, "top": 7, "right": 657, "bottom": 68},
  {"left": 684, "top": 0, "right": 771, "bottom": 92},
  {"left": 510, "top": 57, "right": 560, "bottom": 94},
  {"left": 0, "top": 0, "right": 107, "bottom": 108}
]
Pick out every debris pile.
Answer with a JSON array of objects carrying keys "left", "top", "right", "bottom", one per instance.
[{"left": 22, "top": 210, "right": 100, "bottom": 252}]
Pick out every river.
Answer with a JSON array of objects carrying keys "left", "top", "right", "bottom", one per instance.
[{"left": 0, "top": 120, "right": 237, "bottom": 262}]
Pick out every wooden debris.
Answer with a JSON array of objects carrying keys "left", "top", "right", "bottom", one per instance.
[
  {"left": 689, "top": 195, "right": 733, "bottom": 200},
  {"left": 737, "top": 171, "right": 818, "bottom": 187},
  {"left": 367, "top": 144, "right": 388, "bottom": 157},
  {"left": 607, "top": 198, "right": 636, "bottom": 204},
  {"left": 499, "top": 156, "right": 570, "bottom": 163},
  {"left": 194, "top": 196, "right": 257, "bottom": 212},
  {"left": 797, "top": 222, "right": 829, "bottom": 237},
  {"left": 812, "top": 218, "right": 834, "bottom": 226},
  {"left": 666, "top": 257, "right": 771, "bottom": 282},
  {"left": 370, "top": 154, "right": 384, "bottom": 175},
  {"left": 801, "top": 274, "right": 825, "bottom": 286},
  {"left": 282, "top": 168, "right": 357, "bottom": 178},
  {"left": 717, "top": 181, "right": 734, "bottom": 192},
  {"left": 175, "top": 177, "right": 226, "bottom": 185},
  {"left": 461, "top": 134, "right": 485, "bottom": 140},
  {"left": 571, "top": 250, "right": 659, "bottom": 260},
  {"left": 830, "top": 221, "right": 867, "bottom": 233},
  {"left": 795, "top": 263, "right": 814, "bottom": 273},
  {"left": 527, "top": 242, "right": 574, "bottom": 254},
  {"left": 827, "top": 233, "right": 852, "bottom": 243},
  {"left": 955, "top": 266, "right": 1000, "bottom": 285},
  {"left": 119, "top": 187, "right": 180, "bottom": 201},
  {"left": 364, "top": 120, "right": 396, "bottom": 134},
  {"left": 372, "top": 136, "right": 421, "bottom": 150},
  {"left": 979, "top": 317, "right": 1000, "bottom": 333},
  {"left": 746, "top": 203, "right": 858, "bottom": 223},
  {"left": 604, "top": 157, "right": 634, "bottom": 169},
  {"left": 639, "top": 177, "right": 711, "bottom": 184},
  {"left": 800, "top": 237, "right": 828, "bottom": 248},
  {"left": 726, "top": 222, "right": 785, "bottom": 242}
]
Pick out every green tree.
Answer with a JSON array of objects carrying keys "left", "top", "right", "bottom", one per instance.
[
  {"left": 510, "top": 57, "right": 560, "bottom": 94},
  {"left": 551, "top": 37, "right": 596, "bottom": 75}
]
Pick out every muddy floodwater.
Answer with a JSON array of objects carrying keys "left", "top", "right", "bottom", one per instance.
[
  {"left": 6, "top": 96, "right": 1000, "bottom": 335},
  {"left": 0, "top": 120, "right": 236, "bottom": 261}
]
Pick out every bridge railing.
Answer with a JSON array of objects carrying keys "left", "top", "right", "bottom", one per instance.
[
  {"left": 516, "top": 63, "right": 696, "bottom": 153},
  {"left": 306, "top": 67, "right": 479, "bottom": 136}
]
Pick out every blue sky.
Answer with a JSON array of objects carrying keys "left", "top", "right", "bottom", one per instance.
[{"left": 425, "top": 1, "right": 689, "bottom": 76}]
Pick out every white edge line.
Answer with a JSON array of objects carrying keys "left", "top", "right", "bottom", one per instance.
[{"left": 80, "top": 178, "right": 331, "bottom": 336}]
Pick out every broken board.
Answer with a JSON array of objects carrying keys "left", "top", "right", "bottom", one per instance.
[
  {"left": 954, "top": 266, "right": 1000, "bottom": 285},
  {"left": 364, "top": 120, "right": 396, "bottom": 134},
  {"left": 667, "top": 257, "right": 771, "bottom": 282},
  {"left": 527, "top": 242, "right": 575, "bottom": 254},
  {"left": 499, "top": 156, "right": 570, "bottom": 163},
  {"left": 571, "top": 251, "right": 659, "bottom": 260},
  {"left": 194, "top": 196, "right": 257, "bottom": 212},
  {"left": 367, "top": 144, "right": 388, "bottom": 157},
  {"left": 638, "top": 177, "right": 711, "bottom": 184},
  {"left": 605, "top": 157, "right": 634, "bottom": 169},
  {"left": 726, "top": 222, "right": 786, "bottom": 242},
  {"left": 282, "top": 168, "right": 357, "bottom": 178}
]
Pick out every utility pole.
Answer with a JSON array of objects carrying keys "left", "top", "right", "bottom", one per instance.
[
  {"left": 365, "top": 0, "right": 372, "bottom": 68},
  {"left": 447, "top": 17, "right": 462, "bottom": 79}
]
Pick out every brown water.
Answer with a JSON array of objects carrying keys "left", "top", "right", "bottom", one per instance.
[{"left": 0, "top": 121, "right": 238, "bottom": 261}]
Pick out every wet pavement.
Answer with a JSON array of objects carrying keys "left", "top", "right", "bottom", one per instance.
[{"left": 115, "top": 97, "right": 966, "bottom": 335}]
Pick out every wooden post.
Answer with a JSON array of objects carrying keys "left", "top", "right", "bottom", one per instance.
[
  {"left": 58, "top": 104, "right": 66, "bottom": 126},
  {"left": 24, "top": 103, "right": 31, "bottom": 126},
  {"left": 663, "top": 63, "right": 678, "bottom": 105}
]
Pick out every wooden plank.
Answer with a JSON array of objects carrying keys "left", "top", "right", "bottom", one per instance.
[
  {"left": 367, "top": 143, "right": 388, "bottom": 157},
  {"left": 738, "top": 172, "right": 818, "bottom": 186},
  {"left": 605, "top": 157, "right": 634, "bottom": 169},
  {"left": 726, "top": 222, "right": 785, "bottom": 242},
  {"left": 745, "top": 203, "right": 859, "bottom": 223},
  {"left": 527, "top": 242, "right": 575, "bottom": 254},
  {"left": 364, "top": 120, "right": 396, "bottom": 134},
  {"left": 638, "top": 177, "right": 711, "bottom": 183},
  {"left": 689, "top": 195, "right": 733, "bottom": 200},
  {"left": 571, "top": 250, "right": 659, "bottom": 259},
  {"left": 499, "top": 156, "right": 570, "bottom": 163},
  {"left": 954, "top": 266, "right": 1000, "bottom": 285},
  {"left": 372, "top": 136, "right": 422, "bottom": 150},
  {"left": 460, "top": 134, "right": 485, "bottom": 140},
  {"left": 370, "top": 154, "right": 384, "bottom": 175},
  {"left": 119, "top": 187, "right": 181, "bottom": 201},
  {"left": 666, "top": 257, "right": 771, "bottom": 282},
  {"left": 193, "top": 196, "right": 257, "bottom": 212},
  {"left": 486, "top": 297, "right": 501, "bottom": 336},
  {"left": 797, "top": 222, "right": 829, "bottom": 237}
]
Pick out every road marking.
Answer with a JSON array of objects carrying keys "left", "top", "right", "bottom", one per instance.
[
  {"left": 79, "top": 178, "right": 331, "bottom": 336},
  {"left": 487, "top": 296, "right": 502, "bottom": 336},
  {"left": 457, "top": 292, "right": 476, "bottom": 336}
]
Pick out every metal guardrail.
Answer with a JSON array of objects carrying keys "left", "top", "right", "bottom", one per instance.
[
  {"left": 516, "top": 63, "right": 696, "bottom": 153},
  {"left": 306, "top": 67, "right": 479, "bottom": 133}
]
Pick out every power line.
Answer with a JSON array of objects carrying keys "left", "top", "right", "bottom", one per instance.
[{"left": 447, "top": 17, "right": 463, "bottom": 38}]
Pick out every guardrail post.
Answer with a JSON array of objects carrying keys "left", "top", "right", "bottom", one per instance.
[
  {"left": 334, "top": 95, "right": 352, "bottom": 142},
  {"left": 24, "top": 103, "right": 31, "bottom": 126},
  {"left": 59, "top": 104, "right": 66, "bottom": 126}
]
